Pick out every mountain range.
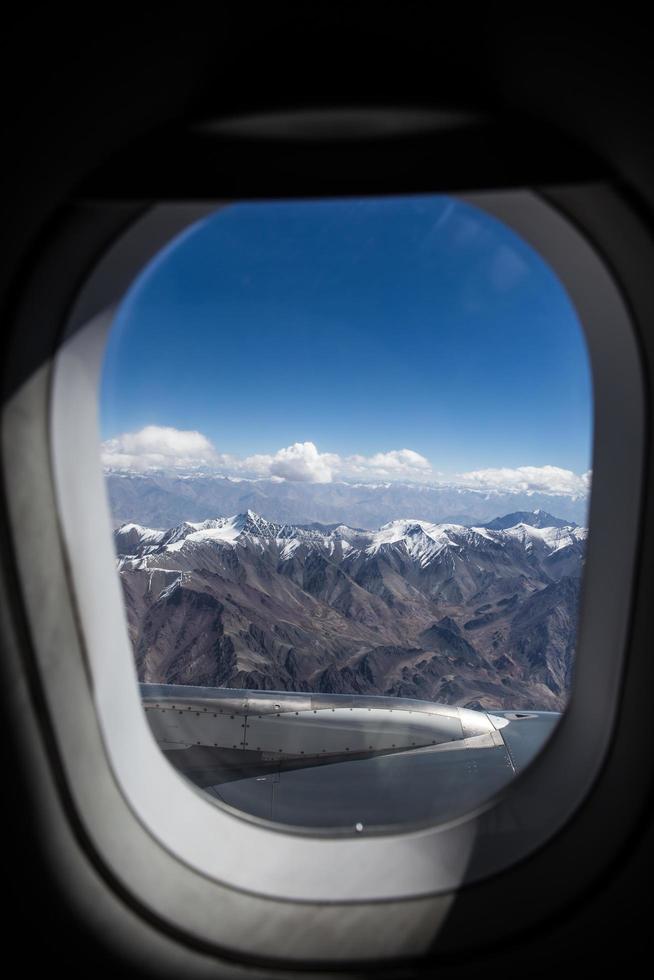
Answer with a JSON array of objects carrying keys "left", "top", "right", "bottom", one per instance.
[
  {"left": 115, "top": 509, "right": 586, "bottom": 711},
  {"left": 106, "top": 472, "right": 589, "bottom": 531}
]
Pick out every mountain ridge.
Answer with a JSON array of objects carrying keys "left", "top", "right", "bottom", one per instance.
[{"left": 115, "top": 510, "right": 586, "bottom": 712}]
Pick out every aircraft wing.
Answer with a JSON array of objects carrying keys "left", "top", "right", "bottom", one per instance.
[{"left": 141, "top": 684, "right": 560, "bottom": 830}]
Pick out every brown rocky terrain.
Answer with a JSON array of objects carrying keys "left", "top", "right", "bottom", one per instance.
[{"left": 114, "top": 510, "right": 585, "bottom": 711}]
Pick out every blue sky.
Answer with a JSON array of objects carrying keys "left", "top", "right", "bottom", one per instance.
[{"left": 100, "top": 194, "right": 593, "bottom": 491}]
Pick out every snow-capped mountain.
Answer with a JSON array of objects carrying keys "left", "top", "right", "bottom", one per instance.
[
  {"left": 115, "top": 510, "right": 586, "bottom": 712},
  {"left": 481, "top": 509, "right": 576, "bottom": 530},
  {"left": 116, "top": 509, "right": 586, "bottom": 563}
]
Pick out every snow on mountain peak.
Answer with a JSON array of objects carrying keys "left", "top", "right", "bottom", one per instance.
[
  {"left": 114, "top": 510, "right": 587, "bottom": 568},
  {"left": 501, "top": 521, "right": 585, "bottom": 553}
]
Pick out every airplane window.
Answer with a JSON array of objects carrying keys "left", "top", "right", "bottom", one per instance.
[{"left": 99, "top": 194, "right": 593, "bottom": 832}]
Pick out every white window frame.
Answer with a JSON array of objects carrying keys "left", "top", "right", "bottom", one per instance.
[{"left": 1, "top": 188, "right": 644, "bottom": 963}]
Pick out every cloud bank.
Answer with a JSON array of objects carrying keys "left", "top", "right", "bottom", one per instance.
[
  {"left": 102, "top": 426, "right": 591, "bottom": 497},
  {"left": 456, "top": 465, "right": 591, "bottom": 500},
  {"left": 101, "top": 427, "right": 433, "bottom": 484}
]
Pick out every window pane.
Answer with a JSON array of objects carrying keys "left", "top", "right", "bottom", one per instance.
[{"left": 100, "top": 195, "right": 592, "bottom": 830}]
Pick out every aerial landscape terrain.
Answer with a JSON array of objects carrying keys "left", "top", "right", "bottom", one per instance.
[{"left": 114, "top": 501, "right": 585, "bottom": 711}]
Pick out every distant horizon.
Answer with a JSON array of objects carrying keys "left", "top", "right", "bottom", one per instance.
[
  {"left": 103, "top": 450, "right": 591, "bottom": 501},
  {"left": 106, "top": 465, "right": 590, "bottom": 533}
]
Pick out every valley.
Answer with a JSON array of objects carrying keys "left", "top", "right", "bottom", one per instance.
[{"left": 115, "top": 509, "right": 585, "bottom": 710}]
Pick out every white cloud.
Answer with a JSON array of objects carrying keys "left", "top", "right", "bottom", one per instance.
[
  {"left": 339, "top": 448, "right": 432, "bottom": 481},
  {"left": 101, "top": 425, "right": 219, "bottom": 472},
  {"left": 101, "top": 427, "right": 591, "bottom": 499},
  {"left": 102, "top": 429, "right": 434, "bottom": 484},
  {"left": 237, "top": 444, "right": 433, "bottom": 483},
  {"left": 246, "top": 442, "right": 337, "bottom": 483},
  {"left": 455, "top": 465, "right": 591, "bottom": 499}
]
